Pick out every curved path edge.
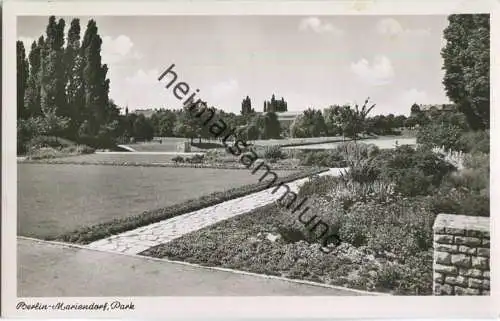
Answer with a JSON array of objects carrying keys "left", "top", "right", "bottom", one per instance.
[{"left": 19, "top": 237, "right": 387, "bottom": 296}]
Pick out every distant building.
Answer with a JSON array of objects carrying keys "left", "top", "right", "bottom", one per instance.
[
  {"left": 418, "top": 104, "right": 456, "bottom": 117},
  {"left": 133, "top": 108, "right": 156, "bottom": 118},
  {"left": 275, "top": 111, "right": 303, "bottom": 127}
]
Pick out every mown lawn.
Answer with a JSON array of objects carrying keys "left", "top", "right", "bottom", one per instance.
[
  {"left": 44, "top": 152, "right": 195, "bottom": 164},
  {"left": 18, "top": 163, "right": 292, "bottom": 239},
  {"left": 282, "top": 137, "right": 417, "bottom": 150},
  {"left": 127, "top": 137, "right": 187, "bottom": 152},
  {"left": 126, "top": 138, "right": 222, "bottom": 152}
]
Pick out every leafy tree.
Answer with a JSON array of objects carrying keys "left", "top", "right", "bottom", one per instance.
[
  {"left": 323, "top": 105, "right": 348, "bottom": 136},
  {"left": 394, "top": 115, "right": 407, "bottom": 128},
  {"left": 442, "top": 14, "right": 490, "bottom": 130},
  {"left": 290, "top": 109, "right": 326, "bottom": 138},
  {"left": 244, "top": 123, "right": 260, "bottom": 141},
  {"left": 410, "top": 103, "right": 421, "bottom": 115},
  {"left": 404, "top": 116, "right": 418, "bottom": 128},
  {"left": 350, "top": 98, "right": 376, "bottom": 138},
  {"left": 263, "top": 111, "right": 281, "bottom": 139},
  {"left": 174, "top": 109, "right": 198, "bottom": 141},
  {"left": 17, "top": 41, "right": 29, "bottom": 119},
  {"left": 151, "top": 110, "right": 177, "bottom": 137},
  {"left": 132, "top": 114, "right": 154, "bottom": 141}
]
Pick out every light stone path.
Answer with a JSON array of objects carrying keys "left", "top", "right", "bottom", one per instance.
[
  {"left": 87, "top": 168, "right": 345, "bottom": 255},
  {"left": 97, "top": 151, "right": 205, "bottom": 156}
]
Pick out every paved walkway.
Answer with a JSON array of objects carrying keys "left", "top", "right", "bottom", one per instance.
[
  {"left": 18, "top": 238, "right": 368, "bottom": 296},
  {"left": 117, "top": 144, "right": 137, "bottom": 152},
  {"left": 97, "top": 151, "right": 205, "bottom": 156},
  {"left": 87, "top": 168, "right": 344, "bottom": 255}
]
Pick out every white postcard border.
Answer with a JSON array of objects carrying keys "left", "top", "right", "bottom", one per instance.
[{"left": 2, "top": 0, "right": 499, "bottom": 318}]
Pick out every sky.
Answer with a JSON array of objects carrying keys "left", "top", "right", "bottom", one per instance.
[{"left": 18, "top": 15, "right": 451, "bottom": 116}]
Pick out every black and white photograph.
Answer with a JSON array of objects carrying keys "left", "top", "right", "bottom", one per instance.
[{"left": 2, "top": 0, "right": 498, "bottom": 318}]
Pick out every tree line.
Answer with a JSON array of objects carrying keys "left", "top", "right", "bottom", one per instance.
[
  {"left": 127, "top": 100, "right": 421, "bottom": 142},
  {"left": 134, "top": 106, "right": 282, "bottom": 142},
  {"left": 17, "top": 14, "right": 488, "bottom": 151}
]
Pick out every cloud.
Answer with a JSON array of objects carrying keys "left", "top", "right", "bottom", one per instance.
[
  {"left": 351, "top": 55, "right": 395, "bottom": 86},
  {"left": 101, "top": 35, "right": 140, "bottom": 64},
  {"left": 116, "top": 68, "right": 179, "bottom": 110},
  {"left": 125, "top": 68, "right": 162, "bottom": 86},
  {"left": 210, "top": 79, "right": 239, "bottom": 97},
  {"left": 399, "top": 88, "right": 429, "bottom": 106},
  {"left": 376, "top": 18, "right": 430, "bottom": 39},
  {"left": 299, "top": 17, "right": 344, "bottom": 36}
]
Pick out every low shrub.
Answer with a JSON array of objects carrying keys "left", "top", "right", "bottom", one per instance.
[
  {"left": 262, "top": 145, "right": 287, "bottom": 163},
  {"left": 430, "top": 189, "right": 489, "bottom": 217},
  {"left": 61, "top": 145, "right": 95, "bottom": 155},
  {"left": 340, "top": 159, "right": 380, "bottom": 185},
  {"left": 29, "top": 135, "right": 75, "bottom": 150},
  {"left": 433, "top": 150, "right": 489, "bottom": 216},
  {"left": 335, "top": 141, "right": 380, "bottom": 161},
  {"left": 418, "top": 123, "right": 489, "bottom": 154},
  {"left": 172, "top": 156, "right": 185, "bottom": 163},
  {"left": 372, "top": 145, "right": 456, "bottom": 196},
  {"left": 459, "top": 130, "right": 489, "bottom": 154},
  {"left": 298, "top": 175, "right": 340, "bottom": 199},
  {"left": 417, "top": 122, "right": 463, "bottom": 151},
  {"left": 27, "top": 143, "right": 95, "bottom": 160},
  {"left": 355, "top": 250, "right": 432, "bottom": 295},
  {"left": 432, "top": 147, "right": 465, "bottom": 170},
  {"left": 337, "top": 197, "right": 435, "bottom": 258},
  {"left": 141, "top": 201, "right": 433, "bottom": 295},
  {"left": 28, "top": 147, "right": 60, "bottom": 160},
  {"left": 185, "top": 154, "right": 205, "bottom": 163},
  {"left": 298, "top": 150, "right": 346, "bottom": 167}
]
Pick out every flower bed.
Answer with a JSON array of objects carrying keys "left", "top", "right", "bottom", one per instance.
[
  {"left": 19, "top": 159, "right": 307, "bottom": 171},
  {"left": 140, "top": 144, "right": 488, "bottom": 295},
  {"left": 140, "top": 202, "right": 433, "bottom": 295}
]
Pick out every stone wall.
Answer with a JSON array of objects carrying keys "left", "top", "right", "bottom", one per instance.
[{"left": 433, "top": 214, "right": 490, "bottom": 295}]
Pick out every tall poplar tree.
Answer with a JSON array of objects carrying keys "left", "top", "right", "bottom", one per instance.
[
  {"left": 80, "top": 19, "right": 111, "bottom": 137},
  {"left": 24, "top": 37, "right": 43, "bottom": 118},
  {"left": 40, "top": 16, "right": 67, "bottom": 116},
  {"left": 65, "top": 18, "right": 85, "bottom": 138},
  {"left": 17, "top": 41, "right": 29, "bottom": 119}
]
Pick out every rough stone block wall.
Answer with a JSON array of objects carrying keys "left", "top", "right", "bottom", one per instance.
[{"left": 433, "top": 214, "right": 490, "bottom": 295}]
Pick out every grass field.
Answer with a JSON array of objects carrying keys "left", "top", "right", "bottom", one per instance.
[
  {"left": 123, "top": 135, "right": 415, "bottom": 152},
  {"left": 282, "top": 137, "right": 417, "bottom": 150},
  {"left": 41, "top": 152, "right": 194, "bottom": 164},
  {"left": 127, "top": 137, "right": 223, "bottom": 152},
  {"left": 127, "top": 137, "right": 187, "bottom": 152},
  {"left": 252, "top": 136, "right": 346, "bottom": 147},
  {"left": 18, "top": 164, "right": 292, "bottom": 239}
]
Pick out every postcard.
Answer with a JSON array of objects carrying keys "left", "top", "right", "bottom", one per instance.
[{"left": 2, "top": 0, "right": 498, "bottom": 318}]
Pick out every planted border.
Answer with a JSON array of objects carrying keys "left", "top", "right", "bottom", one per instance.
[
  {"left": 51, "top": 167, "right": 327, "bottom": 244},
  {"left": 18, "top": 159, "right": 308, "bottom": 171}
]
